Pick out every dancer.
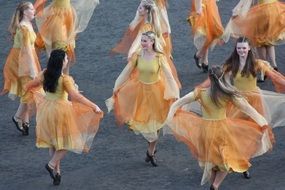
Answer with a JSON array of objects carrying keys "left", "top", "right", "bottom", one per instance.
[
  {"left": 223, "top": 37, "right": 285, "bottom": 129},
  {"left": 25, "top": 49, "right": 103, "bottom": 185},
  {"left": 166, "top": 66, "right": 273, "bottom": 190},
  {"left": 187, "top": 0, "right": 224, "bottom": 72},
  {"left": 34, "top": 0, "right": 100, "bottom": 64},
  {"left": 111, "top": 0, "right": 181, "bottom": 87},
  {"left": 106, "top": 31, "right": 179, "bottom": 167},
  {"left": 223, "top": 0, "right": 285, "bottom": 70},
  {"left": 1, "top": 1, "right": 41, "bottom": 136}
]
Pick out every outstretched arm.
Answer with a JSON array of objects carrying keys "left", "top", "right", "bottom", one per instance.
[
  {"left": 166, "top": 91, "right": 196, "bottom": 122},
  {"left": 233, "top": 96, "right": 267, "bottom": 126}
]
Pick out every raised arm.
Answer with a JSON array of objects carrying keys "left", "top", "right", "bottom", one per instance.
[{"left": 166, "top": 91, "right": 196, "bottom": 122}]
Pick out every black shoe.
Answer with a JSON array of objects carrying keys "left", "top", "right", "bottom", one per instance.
[
  {"left": 243, "top": 171, "right": 251, "bottom": 179},
  {"left": 202, "top": 63, "right": 209, "bottom": 73},
  {"left": 145, "top": 150, "right": 157, "bottom": 163},
  {"left": 273, "top": 67, "right": 278, "bottom": 71},
  {"left": 22, "top": 122, "right": 29, "bottom": 136},
  {"left": 145, "top": 151, "right": 158, "bottom": 167},
  {"left": 210, "top": 185, "right": 215, "bottom": 190},
  {"left": 53, "top": 173, "right": 61, "bottom": 186},
  {"left": 12, "top": 116, "right": 23, "bottom": 132},
  {"left": 45, "top": 164, "right": 55, "bottom": 180},
  {"left": 194, "top": 53, "right": 201, "bottom": 69}
]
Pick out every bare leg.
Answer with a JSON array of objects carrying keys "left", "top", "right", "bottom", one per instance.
[
  {"left": 212, "top": 171, "right": 228, "bottom": 189},
  {"left": 49, "top": 150, "right": 67, "bottom": 171},
  {"left": 210, "top": 169, "right": 217, "bottom": 185},
  {"left": 266, "top": 45, "right": 277, "bottom": 68},
  {"left": 201, "top": 49, "right": 209, "bottom": 66},
  {"left": 148, "top": 140, "right": 158, "bottom": 156},
  {"left": 14, "top": 103, "right": 28, "bottom": 121}
]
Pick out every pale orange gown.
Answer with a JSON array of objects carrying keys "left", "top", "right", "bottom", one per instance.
[
  {"left": 226, "top": 0, "right": 285, "bottom": 46},
  {"left": 225, "top": 59, "right": 285, "bottom": 128},
  {"left": 187, "top": 0, "right": 224, "bottom": 53},
  {"left": 34, "top": 0, "right": 99, "bottom": 62},
  {"left": 31, "top": 73, "right": 103, "bottom": 153},
  {"left": 2, "top": 25, "right": 41, "bottom": 103},
  {"left": 166, "top": 87, "right": 273, "bottom": 185},
  {"left": 106, "top": 51, "right": 179, "bottom": 142}
]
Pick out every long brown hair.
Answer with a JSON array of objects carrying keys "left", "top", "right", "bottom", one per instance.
[
  {"left": 209, "top": 66, "right": 241, "bottom": 107},
  {"left": 8, "top": 1, "right": 32, "bottom": 36},
  {"left": 224, "top": 37, "right": 256, "bottom": 78}
]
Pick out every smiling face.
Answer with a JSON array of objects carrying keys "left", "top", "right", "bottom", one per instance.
[
  {"left": 23, "top": 3, "right": 35, "bottom": 21},
  {"left": 236, "top": 42, "right": 250, "bottom": 59},
  {"left": 141, "top": 34, "right": 154, "bottom": 50}
]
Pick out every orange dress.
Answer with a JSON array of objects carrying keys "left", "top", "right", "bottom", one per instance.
[
  {"left": 226, "top": 60, "right": 285, "bottom": 128},
  {"left": 187, "top": 0, "right": 224, "bottom": 52},
  {"left": 106, "top": 52, "right": 179, "bottom": 142},
  {"left": 34, "top": 0, "right": 99, "bottom": 62},
  {"left": 2, "top": 25, "right": 41, "bottom": 103},
  {"left": 227, "top": 0, "right": 285, "bottom": 46},
  {"left": 166, "top": 88, "right": 273, "bottom": 185},
  {"left": 33, "top": 74, "right": 103, "bottom": 153}
]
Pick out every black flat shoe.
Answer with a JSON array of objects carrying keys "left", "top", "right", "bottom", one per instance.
[
  {"left": 273, "top": 67, "right": 278, "bottom": 71},
  {"left": 145, "top": 151, "right": 158, "bottom": 167},
  {"left": 12, "top": 116, "right": 23, "bottom": 132},
  {"left": 210, "top": 185, "right": 215, "bottom": 190},
  {"left": 45, "top": 164, "right": 55, "bottom": 180},
  {"left": 145, "top": 150, "right": 157, "bottom": 163},
  {"left": 22, "top": 122, "right": 29, "bottom": 136},
  {"left": 53, "top": 173, "right": 61, "bottom": 186},
  {"left": 194, "top": 53, "right": 201, "bottom": 69},
  {"left": 202, "top": 63, "right": 209, "bottom": 73},
  {"left": 243, "top": 171, "right": 251, "bottom": 179}
]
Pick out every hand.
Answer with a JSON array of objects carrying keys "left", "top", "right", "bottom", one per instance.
[
  {"left": 261, "top": 125, "right": 275, "bottom": 144},
  {"left": 93, "top": 104, "right": 102, "bottom": 113}
]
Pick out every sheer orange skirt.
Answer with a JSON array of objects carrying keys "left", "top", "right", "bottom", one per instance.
[
  {"left": 2, "top": 48, "right": 41, "bottom": 103},
  {"left": 36, "top": 4, "right": 76, "bottom": 61},
  {"left": 113, "top": 78, "right": 172, "bottom": 141},
  {"left": 232, "top": 1, "right": 285, "bottom": 46},
  {"left": 187, "top": 0, "right": 224, "bottom": 52},
  {"left": 35, "top": 92, "right": 103, "bottom": 154}
]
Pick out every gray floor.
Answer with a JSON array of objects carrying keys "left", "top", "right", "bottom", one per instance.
[{"left": 0, "top": 0, "right": 284, "bottom": 189}]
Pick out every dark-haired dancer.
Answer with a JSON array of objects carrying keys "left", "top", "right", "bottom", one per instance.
[
  {"left": 1, "top": 1, "right": 41, "bottom": 136},
  {"left": 26, "top": 49, "right": 103, "bottom": 185},
  {"left": 166, "top": 66, "right": 273, "bottom": 190}
]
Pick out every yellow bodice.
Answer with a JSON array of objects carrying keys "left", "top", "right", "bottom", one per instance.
[
  {"left": 200, "top": 90, "right": 228, "bottom": 120},
  {"left": 258, "top": 0, "right": 277, "bottom": 4},
  {"left": 137, "top": 56, "right": 160, "bottom": 83},
  {"left": 13, "top": 26, "right": 36, "bottom": 48},
  {"left": 45, "top": 77, "right": 68, "bottom": 100},
  {"left": 53, "top": 0, "right": 71, "bottom": 8},
  {"left": 233, "top": 71, "right": 257, "bottom": 92}
]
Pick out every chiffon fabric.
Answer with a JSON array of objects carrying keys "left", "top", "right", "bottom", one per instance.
[
  {"left": 106, "top": 52, "right": 179, "bottom": 142},
  {"left": 2, "top": 25, "right": 41, "bottom": 102},
  {"left": 166, "top": 88, "right": 273, "bottom": 185},
  {"left": 34, "top": 0, "right": 100, "bottom": 61},
  {"left": 187, "top": 0, "right": 224, "bottom": 53},
  {"left": 32, "top": 74, "right": 103, "bottom": 153},
  {"left": 223, "top": 0, "right": 285, "bottom": 46}
]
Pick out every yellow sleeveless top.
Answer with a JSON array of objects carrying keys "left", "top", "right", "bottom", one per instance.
[
  {"left": 198, "top": 89, "right": 228, "bottom": 120},
  {"left": 45, "top": 75, "right": 75, "bottom": 100},
  {"left": 137, "top": 56, "right": 160, "bottom": 84},
  {"left": 13, "top": 26, "right": 36, "bottom": 48},
  {"left": 53, "top": 0, "right": 70, "bottom": 7},
  {"left": 258, "top": 0, "right": 277, "bottom": 4}
]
